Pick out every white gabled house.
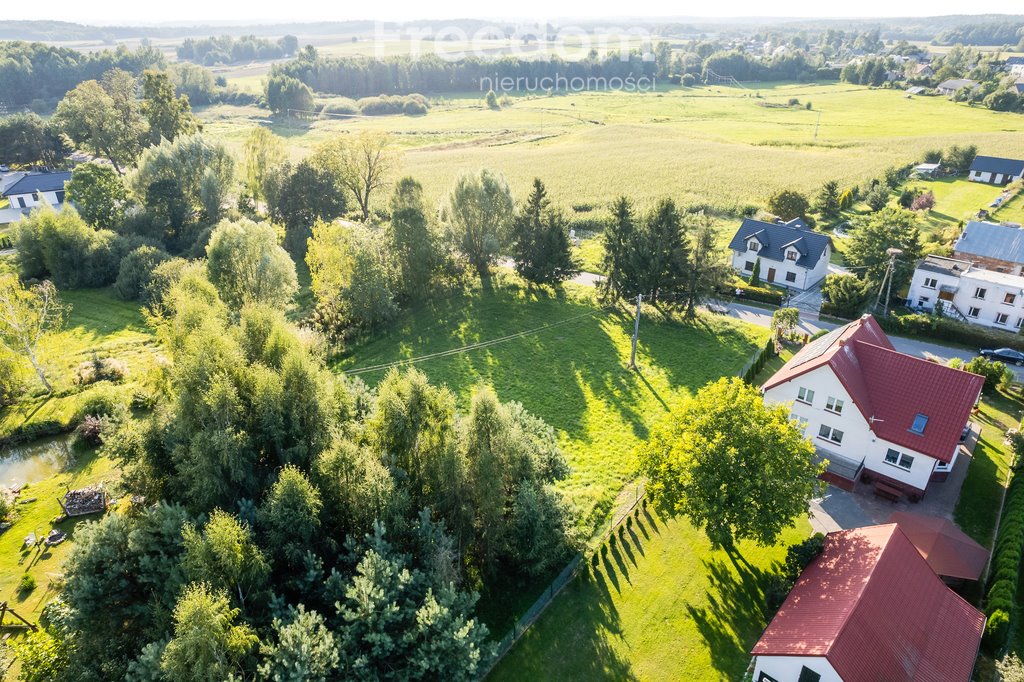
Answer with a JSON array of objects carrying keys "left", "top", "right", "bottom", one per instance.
[
  {"left": 761, "top": 315, "right": 983, "bottom": 501},
  {"left": 1, "top": 170, "right": 72, "bottom": 211},
  {"left": 728, "top": 218, "right": 832, "bottom": 290},
  {"left": 968, "top": 155, "right": 1024, "bottom": 186}
]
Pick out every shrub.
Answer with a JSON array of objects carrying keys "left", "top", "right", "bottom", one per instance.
[
  {"left": 985, "top": 609, "right": 1010, "bottom": 654},
  {"left": 965, "top": 356, "right": 1012, "bottom": 394},
  {"left": 681, "top": 73, "right": 696, "bottom": 87},
  {"left": 76, "top": 415, "right": 105, "bottom": 446},
  {"left": 403, "top": 99, "right": 428, "bottom": 115},
  {"left": 74, "top": 355, "right": 128, "bottom": 386},
  {"left": 0, "top": 352, "right": 24, "bottom": 407},
  {"left": 18, "top": 574, "right": 36, "bottom": 592},
  {"left": 485, "top": 89, "right": 500, "bottom": 110},
  {"left": 74, "top": 384, "right": 130, "bottom": 423},
  {"left": 875, "top": 314, "right": 1024, "bottom": 355},
  {"left": 115, "top": 246, "right": 172, "bottom": 301},
  {"left": 14, "top": 207, "right": 124, "bottom": 288},
  {"left": 319, "top": 99, "right": 359, "bottom": 117},
  {"left": 726, "top": 279, "right": 784, "bottom": 305}
]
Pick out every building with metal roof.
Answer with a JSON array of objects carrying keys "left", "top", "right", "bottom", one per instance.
[
  {"left": 968, "top": 155, "right": 1024, "bottom": 185},
  {"left": 953, "top": 220, "right": 1024, "bottom": 273}
]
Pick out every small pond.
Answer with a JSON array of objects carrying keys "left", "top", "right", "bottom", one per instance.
[{"left": 0, "top": 436, "right": 74, "bottom": 489}]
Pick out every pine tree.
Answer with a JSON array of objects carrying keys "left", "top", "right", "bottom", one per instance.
[{"left": 510, "top": 179, "right": 580, "bottom": 286}]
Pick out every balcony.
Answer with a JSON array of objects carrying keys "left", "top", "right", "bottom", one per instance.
[{"left": 814, "top": 447, "right": 865, "bottom": 483}]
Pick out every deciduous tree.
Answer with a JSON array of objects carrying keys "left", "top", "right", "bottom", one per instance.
[
  {"left": 242, "top": 126, "right": 287, "bottom": 204},
  {"left": 141, "top": 69, "right": 198, "bottom": 145},
  {"left": 205, "top": 218, "right": 298, "bottom": 312},
  {"left": 845, "top": 206, "right": 923, "bottom": 291},
  {"left": 0, "top": 274, "right": 67, "bottom": 392},
  {"left": 66, "top": 162, "right": 129, "bottom": 230},
  {"left": 637, "top": 377, "right": 823, "bottom": 547},
  {"left": 387, "top": 177, "right": 441, "bottom": 302},
  {"left": 767, "top": 189, "right": 811, "bottom": 223},
  {"left": 442, "top": 168, "right": 514, "bottom": 281}
]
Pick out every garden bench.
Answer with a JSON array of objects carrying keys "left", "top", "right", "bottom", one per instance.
[{"left": 873, "top": 481, "right": 902, "bottom": 502}]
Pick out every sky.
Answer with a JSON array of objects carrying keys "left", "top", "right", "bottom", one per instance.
[{"left": 5, "top": 0, "right": 1016, "bottom": 25}]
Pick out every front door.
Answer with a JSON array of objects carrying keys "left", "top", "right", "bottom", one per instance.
[{"left": 767, "top": 267, "right": 776, "bottom": 283}]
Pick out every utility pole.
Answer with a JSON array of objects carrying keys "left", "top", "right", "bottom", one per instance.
[
  {"left": 630, "top": 294, "right": 642, "bottom": 369},
  {"left": 873, "top": 248, "right": 902, "bottom": 316}
]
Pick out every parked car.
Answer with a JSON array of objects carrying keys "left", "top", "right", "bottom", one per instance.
[{"left": 980, "top": 348, "right": 1024, "bottom": 366}]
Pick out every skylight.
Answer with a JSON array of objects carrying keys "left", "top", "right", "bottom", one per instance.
[{"left": 910, "top": 414, "right": 928, "bottom": 434}]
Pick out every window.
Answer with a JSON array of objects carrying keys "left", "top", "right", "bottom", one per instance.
[
  {"left": 793, "top": 416, "right": 810, "bottom": 434},
  {"left": 785, "top": 272, "right": 797, "bottom": 283},
  {"left": 786, "top": 250, "right": 798, "bottom": 261},
  {"left": 55, "top": 190, "right": 65, "bottom": 203},
  {"left": 923, "top": 277, "right": 938, "bottom": 289},
  {"left": 757, "top": 673, "right": 781, "bottom": 682},
  {"left": 1006, "top": 292, "right": 1017, "bottom": 305},
  {"left": 825, "top": 396, "right": 844, "bottom": 414},
  {"left": 747, "top": 240, "right": 760, "bottom": 252},
  {"left": 969, "top": 307, "right": 981, "bottom": 318},
  {"left": 1017, "top": 318, "right": 1023, "bottom": 329},
  {"left": 797, "top": 667, "right": 822, "bottom": 682},
  {"left": 910, "top": 413, "right": 928, "bottom": 434},
  {"left": 885, "top": 448, "right": 914, "bottom": 470},
  {"left": 818, "top": 424, "right": 843, "bottom": 444},
  {"left": 974, "top": 287, "right": 987, "bottom": 300},
  {"left": 743, "top": 260, "right": 754, "bottom": 271},
  {"left": 997, "top": 312, "right": 1010, "bottom": 325},
  {"left": 797, "top": 387, "right": 814, "bottom": 404}
]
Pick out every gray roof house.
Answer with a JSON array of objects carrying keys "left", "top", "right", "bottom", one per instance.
[
  {"left": 936, "top": 78, "right": 979, "bottom": 96},
  {"left": 968, "top": 156, "right": 1024, "bottom": 186},
  {"left": 953, "top": 220, "right": 1024, "bottom": 274},
  {"left": 728, "top": 218, "right": 833, "bottom": 290},
  {"left": 0, "top": 170, "right": 72, "bottom": 221}
]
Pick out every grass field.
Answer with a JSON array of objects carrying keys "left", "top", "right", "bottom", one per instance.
[
  {"left": 488, "top": 508, "right": 810, "bottom": 681},
  {"left": 0, "top": 288, "right": 162, "bottom": 442},
  {"left": 337, "top": 274, "right": 768, "bottom": 532},
  {"left": 203, "top": 82, "right": 1024, "bottom": 218}
]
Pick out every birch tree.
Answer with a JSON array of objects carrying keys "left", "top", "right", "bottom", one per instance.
[{"left": 0, "top": 274, "right": 67, "bottom": 393}]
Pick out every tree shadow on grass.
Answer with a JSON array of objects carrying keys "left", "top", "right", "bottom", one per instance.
[{"left": 685, "top": 552, "right": 778, "bottom": 679}]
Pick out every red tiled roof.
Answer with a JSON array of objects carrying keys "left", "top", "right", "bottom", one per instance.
[
  {"left": 888, "top": 512, "right": 989, "bottom": 581},
  {"left": 751, "top": 524, "right": 985, "bottom": 682},
  {"left": 762, "top": 315, "right": 983, "bottom": 463}
]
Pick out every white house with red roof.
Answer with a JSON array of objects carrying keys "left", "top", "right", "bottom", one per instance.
[
  {"left": 751, "top": 524, "right": 984, "bottom": 682},
  {"left": 762, "top": 315, "right": 983, "bottom": 501}
]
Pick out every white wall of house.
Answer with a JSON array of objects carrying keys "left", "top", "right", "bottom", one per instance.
[
  {"left": 969, "top": 170, "right": 1023, "bottom": 185},
  {"left": 753, "top": 655, "right": 843, "bottom": 682},
  {"left": 5, "top": 189, "right": 63, "bottom": 210},
  {"left": 764, "top": 365, "right": 943, "bottom": 492},
  {"left": 909, "top": 267, "right": 1024, "bottom": 331},
  {"left": 731, "top": 242, "right": 830, "bottom": 291}
]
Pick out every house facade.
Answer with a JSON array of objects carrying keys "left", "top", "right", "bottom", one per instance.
[
  {"left": 968, "top": 155, "right": 1024, "bottom": 185},
  {"left": 908, "top": 255, "right": 1024, "bottom": 330},
  {"left": 762, "top": 316, "right": 983, "bottom": 500},
  {"left": 1, "top": 171, "right": 72, "bottom": 211},
  {"left": 1006, "top": 55, "right": 1024, "bottom": 77},
  {"left": 751, "top": 524, "right": 985, "bottom": 682},
  {"left": 728, "top": 218, "right": 832, "bottom": 291},
  {"left": 952, "top": 220, "right": 1024, "bottom": 273}
]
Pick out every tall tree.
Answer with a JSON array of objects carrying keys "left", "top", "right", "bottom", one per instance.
[
  {"left": 65, "top": 162, "right": 129, "bottom": 230},
  {"left": 0, "top": 274, "right": 67, "bottom": 392},
  {"left": 682, "top": 211, "right": 730, "bottom": 318},
  {"left": 387, "top": 177, "right": 440, "bottom": 302},
  {"left": 141, "top": 69, "right": 198, "bottom": 144},
  {"left": 767, "top": 189, "right": 811, "bottom": 223},
  {"left": 258, "top": 606, "right": 339, "bottom": 681},
  {"left": 845, "top": 207, "right": 923, "bottom": 292},
  {"left": 55, "top": 77, "right": 142, "bottom": 172},
  {"left": 814, "top": 180, "right": 841, "bottom": 220},
  {"left": 313, "top": 133, "right": 397, "bottom": 222},
  {"left": 205, "top": 218, "right": 298, "bottom": 312},
  {"left": 442, "top": 169, "right": 515, "bottom": 281},
  {"left": 265, "top": 160, "right": 347, "bottom": 258},
  {"left": 242, "top": 126, "right": 287, "bottom": 205},
  {"left": 160, "top": 583, "right": 259, "bottom": 682},
  {"left": 509, "top": 179, "right": 580, "bottom": 286},
  {"left": 636, "top": 198, "right": 689, "bottom": 304},
  {"left": 637, "top": 377, "right": 823, "bottom": 547},
  {"left": 0, "top": 113, "right": 69, "bottom": 167},
  {"left": 600, "top": 196, "right": 642, "bottom": 301},
  {"left": 181, "top": 510, "right": 270, "bottom": 613}
]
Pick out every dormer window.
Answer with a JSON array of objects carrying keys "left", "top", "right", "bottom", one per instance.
[
  {"left": 910, "top": 413, "right": 928, "bottom": 434},
  {"left": 747, "top": 240, "right": 760, "bottom": 252},
  {"left": 785, "top": 249, "right": 798, "bottom": 261}
]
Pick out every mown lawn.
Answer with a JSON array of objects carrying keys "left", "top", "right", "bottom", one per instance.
[
  {"left": 0, "top": 288, "right": 162, "bottom": 442},
  {"left": 337, "top": 274, "right": 768, "bottom": 531},
  {"left": 487, "top": 508, "right": 810, "bottom": 682}
]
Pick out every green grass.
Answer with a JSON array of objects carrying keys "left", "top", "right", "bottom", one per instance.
[
  {"left": 953, "top": 390, "right": 1020, "bottom": 549},
  {"left": 337, "top": 274, "right": 768, "bottom": 531},
  {"left": 203, "top": 83, "right": 1024, "bottom": 218},
  {"left": 0, "top": 288, "right": 162, "bottom": 442},
  {"left": 0, "top": 442, "right": 120, "bottom": 621},
  {"left": 487, "top": 508, "right": 810, "bottom": 682},
  {"left": 574, "top": 237, "right": 604, "bottom": 274}
]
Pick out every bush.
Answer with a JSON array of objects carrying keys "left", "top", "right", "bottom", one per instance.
[
  {"left": 0, "top": 352, "right": 24, "bottom": 407},
  {"left": 965, "top": 356, "right": 1013, "bottom": 394},
  {"left": 74, "top": 384, "right": 130, "bottom": 423},
  {"left": 115, "top": 246, "right": 172, "bottom": 301},
  {"left": 726, "top": 280, "right": 784, "bottom": 305},
  {"left": 875, "top": 313, "right": 1024, "bottom": 355},
  {"left": 681, "top": 73, "right": 696, "bottom": 87},
  {"left": 74, "top": 355, "right": 128, "bottom": 386},
  {"left": 985, "top": 609, "right": 1010, "bottom": 654},
  {"left": 356, "top": 94, "right": 430, "bottom": 116},
  {"left": 15, "top": 207, "right": 125, "bottom": 288},
  {"left": 76, "top": 415, "right": 104, "bottom": 446},
  {"left": 319, "top": 99, "right": 359, "bottom": 117},
  {"left": 18, "top": 574, "right": 36, "bottom": 592}
]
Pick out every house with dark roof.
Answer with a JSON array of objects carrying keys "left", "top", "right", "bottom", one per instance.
[
  {"left": 1006, "top": 55, "right": 1024, "bottom": 77},
  {"left": 751, "top": 524, "right": 985, "bottom": 682},
  {"left": 728, "top": 218, "right": 832, "bottom": 290},
  {"left": 761, "top": 315, "right": 983, "bottom": 500},
  {"left": 968, "top": 155, "right": 1024, "bottom": 185},
  {"left": 1, "top": 170, "right": 71, "bottom": 211},
  {"left": 952, "top": 220, "right": 1024, "bottom": 273}
]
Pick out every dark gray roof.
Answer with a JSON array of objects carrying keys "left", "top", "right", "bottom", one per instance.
[
  {"left": 728, "top": 218, "right": 832, "bottom": 269},
  {"left": 917, "top": 255, "right": 972, "bottom": 276},
  {"left": 937, "top": 78, "right": 978, "bottom": 90},
  {"left": 2, "top": 171, "right": 71, "bottom": 198},
  {"left": 969, "top": 155, "right": 1024, "bottom": 177},
  {"left": 954, "top": 220, "right": 1024, "bottom": 264},
  {"left": 1006, "top": 56, "right": 1024, "bottom": 66}
]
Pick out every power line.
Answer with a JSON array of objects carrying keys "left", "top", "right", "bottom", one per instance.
[{"left": 343, "top": 305, "right": 618, "bottom": 376}]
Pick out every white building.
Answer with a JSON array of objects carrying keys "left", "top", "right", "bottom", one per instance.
[
  {"left": 908, "top": 255, "right": 1024, "bottom": 331},
  {"left": 968, "top": 155, "right": 1024, "bottom": 186},
  {"left": 1, "top": 171, "right": 72, "bottom": 211},
  {"left": 761, "top": 315, "right": 983, "bottom": 500},
  {"left": 751, "top": 524, "right": 985, "bottom": 682},
  {"left": 728, "top": 217, "right": 832, "bottom": 290}
]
